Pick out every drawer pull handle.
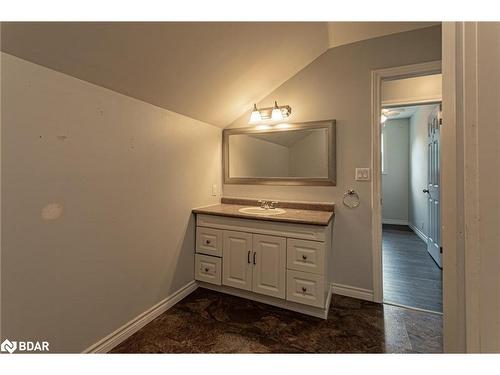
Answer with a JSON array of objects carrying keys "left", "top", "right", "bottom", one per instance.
[
  {"left": 204, "top": 267, "right": 210, "bottom": 273},
  {"left": 205, "top": 240, "right": 211, "bottom": 245},
  {"left": 302, "top": 255, "right": 308, "bottom": 260},
  {"left": 301, "top": 287, "right": 307, "bottom": 292},
  {"left": 247, "top": 250, "right": 251, "bottom": 264}
]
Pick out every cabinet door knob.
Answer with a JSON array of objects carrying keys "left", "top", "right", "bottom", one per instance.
[
  {"left": 204, "top": 267, "right": 209, "bottom": 273},
  {"left": 301, "top": 287, "right": 307, "bottom": 292},
  {"left": 302, "top": 254, "right": 307, "bottom": 260},
  {"left": 205, "top": 240, "right": 211, "bottom": 245}
]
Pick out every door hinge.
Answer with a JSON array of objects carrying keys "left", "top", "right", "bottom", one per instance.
[
  {"left": 439, "top": 118, "right": 442, "bottom": 125},
  {"left": 440, "top": 246, "right": 443, "bottom": 254}
]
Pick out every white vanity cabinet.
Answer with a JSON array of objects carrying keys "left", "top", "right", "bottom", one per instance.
[{"left": 194, "top": 213, "right": 333, "bottom": 319}]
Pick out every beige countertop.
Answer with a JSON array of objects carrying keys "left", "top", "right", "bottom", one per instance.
[{"left": 192, "top": 203, "right": 334, "bottom": 226}]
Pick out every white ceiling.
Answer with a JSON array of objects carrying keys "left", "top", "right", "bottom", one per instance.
[
  {"left": 382, "top": 106, "right": 418, "bottom": 120},
  {"left": 383, "top": 103, "right": 439, "bottom": 122},
  {"left": 1, "top": 22, "right": 440, "bottom": 128}
]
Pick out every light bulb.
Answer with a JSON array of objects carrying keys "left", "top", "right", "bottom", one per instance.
[
  {"left": 271, "top": 101, "right": 283, "bottom": 121},
  {"left": 249, "top": 104, "right": 262, "bottom": 123}
]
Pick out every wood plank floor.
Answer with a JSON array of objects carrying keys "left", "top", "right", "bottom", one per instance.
[{"left": 383, "top": 224, "right": 442, "bottom": 312}]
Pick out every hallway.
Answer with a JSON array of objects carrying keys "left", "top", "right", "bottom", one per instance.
[{"left": 383, "top": 224, "right": 442, "bottom": 312}]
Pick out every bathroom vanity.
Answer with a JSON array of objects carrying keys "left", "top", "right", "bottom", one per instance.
[{"left": 192, "top": 198, "right": 334, "bottom": 319}]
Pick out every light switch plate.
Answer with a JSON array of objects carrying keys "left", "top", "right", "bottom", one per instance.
[
  {"left": 355, "top": 168, "right": 370, "bottom": 181},
  {"left": 211, "top": 184, "right": 218, "bottom": 196}
]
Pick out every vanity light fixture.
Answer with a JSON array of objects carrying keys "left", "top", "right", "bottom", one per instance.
[
  {"left": 249, "top": 104, "right": 263, "bottom": 123},
  {"left": 271, "top": 101, "right": 284, "bottom": 121},
  {"left": 380, "top": 113, "right": 387, "bottom": 124},
  {"left": 248, "top": 101, "right": 292, "bottom": 124}
]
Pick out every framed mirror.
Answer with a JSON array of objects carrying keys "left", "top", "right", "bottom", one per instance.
[{"left": 223, "top": 120, "right": 336, "bottom": 186}]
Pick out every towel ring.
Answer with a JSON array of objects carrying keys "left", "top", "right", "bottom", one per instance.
[{"left": 343, "top": 189, "right": 360, "bottom": 209}]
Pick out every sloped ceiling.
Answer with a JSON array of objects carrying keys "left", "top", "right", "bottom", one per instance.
[
  {"left": 0, "top": 22, "right": 329, "bottom": 127},
  {"left": 1, "top": 22, "right": 440, "bottom": 128},
  {"left": 327, "top": 22, "right": 440, "bottom": 48}
]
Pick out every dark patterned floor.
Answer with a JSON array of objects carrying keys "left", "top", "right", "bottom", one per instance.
[
  {"left": 111, "top": 288, "right": 442, "bottom": 353},
  {"left": 383, "top": 225, "right": 443, "bottom": 312}
]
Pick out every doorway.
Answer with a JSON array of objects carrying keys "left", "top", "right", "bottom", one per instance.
[
  {"left": 370, "top": 60, "right": 443, "bottom": 312},
  {"left": 381, "top": 102, "right": 442, "bottom": 312}
]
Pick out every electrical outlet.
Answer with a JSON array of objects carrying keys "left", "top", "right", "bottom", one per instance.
[{"left": 355, "top": 168, "right": 370, "bottom": 181}]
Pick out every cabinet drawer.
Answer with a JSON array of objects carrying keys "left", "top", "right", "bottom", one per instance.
[
  {"left": 195, "top": 254, "right": 221, "bottom": 285},
  {"left": 287, "top": 238, "right": 325, "bottom": 275},
  {"left": 196, "top": 227, "right": 223, "bottom": 257},
  {"left": 286, "top": 270, "right": 325, "bottom": 308}
]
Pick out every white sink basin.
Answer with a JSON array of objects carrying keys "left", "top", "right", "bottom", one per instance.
[{"left": 238, "top": 207, "right": 286, "bottom": 216}]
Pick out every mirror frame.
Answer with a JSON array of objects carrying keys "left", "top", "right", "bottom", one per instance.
[{"left": 223, "top": 119, "right": 336, "bottom": 186}]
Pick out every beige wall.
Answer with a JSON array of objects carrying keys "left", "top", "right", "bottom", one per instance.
[
  {"left": 381, "top": 118, "right": 409, "bottom": 224},
  {"left": 1, "top": 53, "right": 221, "bottom": 352},
  {"left": 382, "top": 74, "right": 442, "bottom": 106},
  {"left": 225, "top": 26, "right": 441, "bottom": 291}
]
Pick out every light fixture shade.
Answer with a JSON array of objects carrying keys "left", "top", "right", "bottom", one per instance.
[
  {"left": 271, "top": 101, "right": 284, "bottom": 121},
  {"left": 249, "top": 104, "right": 262, "bottom": 123}
]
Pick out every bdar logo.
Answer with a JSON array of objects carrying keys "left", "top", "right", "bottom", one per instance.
[{"left": 1, "top": 339, "right": 17, "bottom": 354}]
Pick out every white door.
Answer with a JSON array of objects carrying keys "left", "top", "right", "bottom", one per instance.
[
  {"left": 222, "top": 230, "right": 253, "bottom": 291},
  {"left": 252, "top": 234, "right": 286, "bottom": 299},
  {"left": 425, "top": 105, "right": 442, "bottom": 268}
]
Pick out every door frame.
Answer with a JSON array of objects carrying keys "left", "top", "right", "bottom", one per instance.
[{"left": 371, "top": 60, "right": 442, "bottom": 304}]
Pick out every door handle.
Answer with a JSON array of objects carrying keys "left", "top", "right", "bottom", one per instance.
[
  {"left": 247, "top": 250, "right": 251, "bottom": 264},
  {"left": 423, "top": 188, "right": 430, "bottom": 193},
  {"left": 253, "top": 252, "right": 256, "bottom": 265}
]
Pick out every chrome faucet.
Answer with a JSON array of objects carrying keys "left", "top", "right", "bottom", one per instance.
[
  {"left": 258, "top": 200, "right": 270, "bottom": 209},
  {"left": 258, "top": 200, "right": 278, "bottom": 210}
]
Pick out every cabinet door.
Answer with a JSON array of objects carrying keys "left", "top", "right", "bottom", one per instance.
[
  {"left": 252, "top": 234, "right": 286, "bottom": 299},
  {"left": 222, "top": 230, "right": 253, "bottom": 291}
]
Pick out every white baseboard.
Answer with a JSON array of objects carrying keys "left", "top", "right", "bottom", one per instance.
[
  {"left": 382, "top": 219, "right": 408, "bottom": 225},
  {"left": 408, "top": 223, "right": 428, "bottom": 243},
  {"left": 83, "top": 280, "right": 198, "bottom": 353},
  {"left": 331, "top": 283, "right": 374, "bottom": 302}
]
